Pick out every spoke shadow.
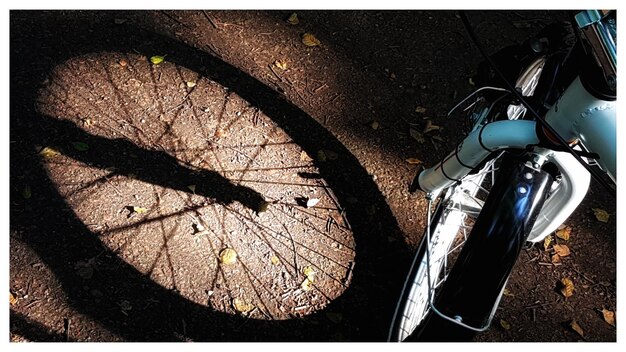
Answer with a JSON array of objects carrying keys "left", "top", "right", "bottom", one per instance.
[{"left": 10, "top": 10, "right": 409, "bottom": 341}]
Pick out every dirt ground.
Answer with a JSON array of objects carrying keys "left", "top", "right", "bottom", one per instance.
[{"left": 9, "top": 10, "right": 616, "bottom": 342}]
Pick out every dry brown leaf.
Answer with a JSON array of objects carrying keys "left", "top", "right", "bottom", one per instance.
[
  {"left": 214, "top": 129, "right": 226, "bottom": 138},
  {"left": 10, "top": 292, "right": 17, "bottom": 306},
  {"left": 503, "top": 288, "right": 515, "bottom": 297},
  {"left": 551, "top": 254, "right": 561, "bottom": 263},
  {"left": 287, "top": 13, "right": 299, "bottom": 25},
  {"left": 553, "top": 244, "right": 571, "bottom": 257},
  {"left": 406, "top": 158, "right": 423, "bottom": 165},
  {"left": 370, "top": 121, "right": 380, "bottom": 130},
  {"left": 602, "top": 308, "right": 616, "bottom": 327},
  {"left": 415, "top": 106, "right": 427, "bottom": 114},
  {"left": 592, "top": 208, "right": 610, "bottom": 223},
  {"left": 302, "top": 33, "right": 321, "bottom": 47},
  {"left": 560, "top": 277, "right": 575, "bottom": 298},
  {"left": 555, "top": 226, "right": 572, "bottom": 241},
  {"left": 409, "top": 128, "right": 426, "bottom": 144},
  {"left": 219, "top": 248, "right": 238, "bottom": 265},
  {"left": 423, "top": 120, "right": 441, "bottom": 134},
  {"left": 119, "top": 59, "right": 128, "bottom": 67},
  {"left": 543, "top": 235, "right": 553, "bottom": 251},
  {"left": 570, "top": 320, "right": 584, "bottom": 337},
  {"left": 274, "top": 59, "right": 288, "bottom": 70},
  {"left": 316, "top": 150, "right": 327, "bottom": 162},
  {"left": 233, "top": 298, "right": 254, "bottom": 313},
  {"left": 39, "top": 146, "right": 61, "bottom": 158},
  {"left": 499, "top": 319, "right": 511, "bottom": 330}
]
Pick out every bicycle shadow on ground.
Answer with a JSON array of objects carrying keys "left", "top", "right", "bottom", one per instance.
[{"left": 10, "top": 10, "right": 409, "bottom": 341}]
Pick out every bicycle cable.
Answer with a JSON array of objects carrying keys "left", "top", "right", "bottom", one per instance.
[{"left": 459, "top": 11, "right": 616, "bottom": 197}]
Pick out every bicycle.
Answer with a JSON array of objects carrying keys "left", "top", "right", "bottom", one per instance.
[{"left": 388, "top": 10, "right": 616, "bottom": 341}]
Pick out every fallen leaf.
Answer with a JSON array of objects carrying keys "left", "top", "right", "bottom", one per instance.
[
  {"left": 602, "top": 308, "right": 616, "bottom": 327},
  {"left": 325, "top": 150, "right": 339, "bottom": 160},
  {"left": 132, "top": 206, "right": 148, "bottom": 214},
  {"left": 287, "top": 13, "right": 299, "bottom": 25},
  {"left": 560, "top": 277, "right": 575, "bottom": 298},
  {"left": 270, "top": 255, "right": 280, "bottom": 265},
  {"left": 39, "top": 146, "right": 60, "bottom": 158},
  {"left": 543, "top": 235, "right": 553, "bottom": 251},
  {"left": 22, "top": 185, "right": 32, "bottom": 199},
  {"left": 555, "top": 226, "right": 572, "bottom": 241},
  {"left": 409, "top": 128, "right": 426, "bottom": 144},
  {"left": 257, "top": 201, "right": 270, "bottom": 214},
  {"left": 233, "top": 298, "right": 254, "bottom": 314},
  {"left": 406, "top": 158, "right": 422, "bottom": 165},
  {"left": 316, "top": 150, "right": 327, "bottom": 162},
  {"left": 302, "top": 33, "right": 321, "bottom": 47},
  {"left": 119, "top": 300, "right": 132, "bottom": 311},
  {"left": 551, "top": 254, "right": 561, "bottom": 263},
  {"left": 499, "top": 319, "right": 511, "bottom": 330},
  {"left": 114, "top": 18, "right": 128, "bottom": 25},
  {"left": 370, "top": 121, "right": 380, "bottom": 130},
  {"left": 187, "top": 184, "right": 196, "bottom": 193},
  {"left": 119, "top": 59, "right": 128, "bottom": 67},
  {"left": 553, "top": 244, "right": 571, "bottom": 257},
  {"left": 150, "top": 55, "right": 166, "bottom": 65},
  {"left": 186, "top": 81, "right": 197, "bottom": 88},
  {"left": 72, "top": 141, "right": 89, "bottom": 151},
  {"left": 302, "top": 266, "right": 316, "bottom": 281},
  {"left": 301, "top": 277, "right": 313, "bottom": 291},
  {"left": 214, "top": 129, "right": 226, "bottom": 138},
  {"left": 592, "top": 208, "right": 610, "bottom": 223},
  {"left": 415, "top": 106, "right": 427, "bottom": 114},
  {"left": 570, "top": 320, "right": 584, "bottom": 337},
  {"left": 326, "top": 312, "right": 343, "bottom": 324},
  {"left": 75, "top": 261, "right": 94, "bottom": 280},
  {"left": 306, "top": 198, "right": 320, "bottom": 208},
  {"left": 469, "top": 77, "right": 476, "bottom": 86},
  {"left": 513, "top": 21, "right": 532, "bottom": 29},
  {"left": 503, "top": 288, "right": 515, "bottom": 297},
  {"left": 300, "top": 150, "right": 313, "bottom": 162},
  {"left": 219, "top": 248, "right": 238, "bottom": 265},
  {"left": 274, "top": 59, "right": 288, "bottom": 70},
  {"left": 9, "top": 292, "right": 17, "bottom": 306},
  {"left": 423, "top": 120, "right": 441, "bottom": 134}
]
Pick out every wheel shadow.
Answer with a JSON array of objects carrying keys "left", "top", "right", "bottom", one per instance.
[{"left": 10, "top": 10, "right": 409, "bottom": 341}]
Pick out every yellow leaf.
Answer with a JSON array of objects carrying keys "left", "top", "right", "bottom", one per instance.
[
  {"left": 406, "top": 158, "right": 422, "bottom": 165},
  {"left": 543, "top": 235, "right": 553, "bottom": 251},
  {"left": 219, "top": 248, "right": 237, "bottom": 265},
  {"left": 186, "top": 81, "right": 197, "bottom": 88},
  {"left": 553, "top": 244, "right": 571, "bottom": 257},
  {"left": 503, "top": 288, "right": 515, "bottom": 297},
  {"left": 301, "top": 277, "right": 313, "bottom": 291},
  {"left": 469, "top": 77, "right": 476, "bottom": 86},
  {"left": 602, "top": 308, "right": 616, "bottom": 327},
  {"left": 150, "top": 55, "right": 166, "bottom": 65},
  {"left": 257, "top": 201, "right": 270, "bottom": 214},
  {"left": 274, "top": 59, "right": 288, "bottom": 70},
  {"left": 39, "top": 146, "right": 60, "bottom": 158},
  {"left": 287, "top": 13, "right": 299, "bottom": 25},
  {"left": 302, "top": 266, "right": 316, "bottom": 281},
  {"left": 302, "top": 33, "right": 321, "bottom": 47},
  {"left": 316, "top": 150, "right": 327, "bottom": 162},
  {"left": 551, "top": 254, "right": 561, "bottom": 263},
  {"left": 499, "top": 319, "right": 511, "bottom": 330},
  {"left": 570, "top": 320, "right": 584, "bottom": 337},
  {"left": 233, "top": 298, "right": 254, "bottom": 313},
  {"left": 9, "top": 292, "right": 17, "bottom": 306},
  {"left": 555, "top": 226, "right": 571, "bottom": 241},
  {"left": 370, "top": 121, "right": 379, "bottom": 130},
  {"left": 270, "top": 255, "right": 280, "bottom": 265},
  {"left": 133, "top": 206, "right": 148, "bottom": 214},
  {"left": 560, "top": 277, "right": 575, "bottom": 298},
  {"left": 592, "top": 208, "right": 610, "bottom": 223}
]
